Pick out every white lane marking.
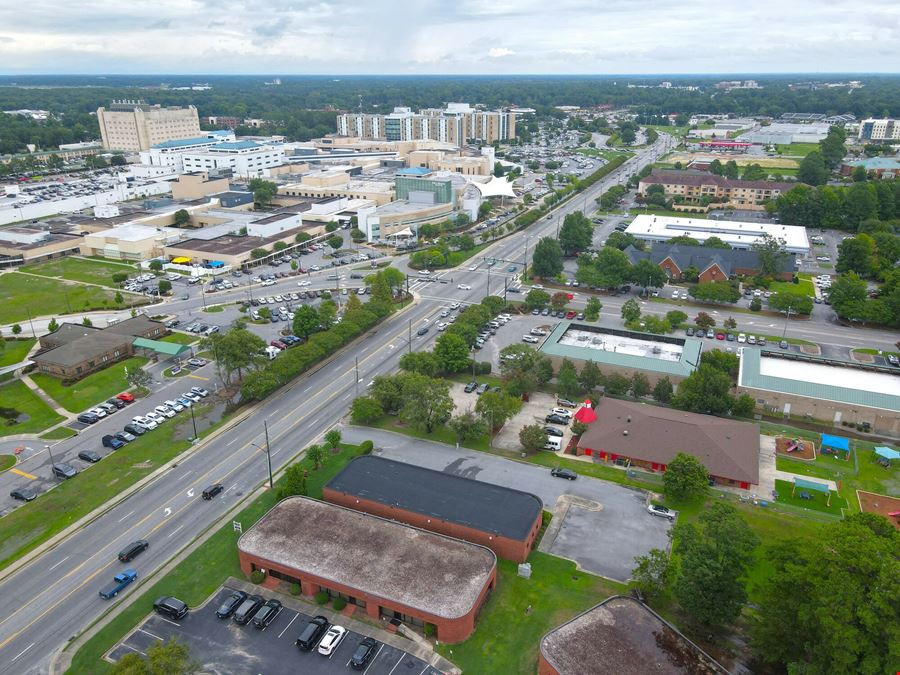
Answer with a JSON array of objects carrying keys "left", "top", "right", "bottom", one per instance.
[
  {"left": 138, "top": 627, "right": 164, "bottom": 641},
  {"left": 226, "top": 437, "right": 239, "bottom": 446},
  {"left": 48, "top": 556, "right": 70, "bottom": 572},
  {"left": 180, "top": 470, "right": 193, "bottom": 479},
  {"left": 117, "top": 510, "right": 135, "bottom": 523},
  {"left": 187, "top": 488, "right": 195, "bottom": 498},
  {"left": 224, "top": 483, "right": 237, "bottom": 494},
  {"left": 418, "top": 666, "right": 430, "bottom": 675},
  {"left": 167, "top": 525, "right": 185, "bottom": 538},
  {"left": 277, "top": 611, "right": 299, "bottom": 638},
  {"left": 387, "top": 654, "right": 406, "bottom": 675},
  {"left": 158, "top": 617, "right": 181, "bottom": 627},
  {"left": 10, "top": 642, "right": 34, "bottom": 662},
  {"left": 163, "top": 507, "right": 172, "bottom": 517}
]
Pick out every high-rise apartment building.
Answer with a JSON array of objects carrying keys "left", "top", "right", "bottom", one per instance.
[
  {"left": 336, "top": 103, "right": 515, "bottom": 145},
  {"left": 97, "top": 101, "right": 202, "bottom": 152},
  {"left": 858, "top": 118, "right": 900, "bottom": 142}
]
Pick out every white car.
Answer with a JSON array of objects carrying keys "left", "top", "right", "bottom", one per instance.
[
  {"left": 737, "top": 333, "right": 747, "bottom": 343},
  {"left": 165, "top": 399, "right": 185, "bottom": 412},
  {"left": 297, "top": 280, "right": 311, "bottom": 286},
  {"left": 468, "top": 265, "right": 478, "bottom": 271},
  {"left": 550, "top": 407, "right": 573, "bottom": 419},
  {"left": 145, "top": 411, "right": 165, "bottom": 424},
  {"left": 437, "top": 322, "right": 447, "bottom": 331},
  {"left": 132, "top": 416, "right": 157, "bottom": 430},
  {"left": 182, "top": 392, "right": 201, "bottom": 403},
  {"left": 457, "top": 284, "right": 471, "bottom": 290},
  {"left": 450, "top": 302, "right": 460, "bottom": 310},
  {"left": 154, "top": 405, "right": 176, "bottom": 419},
  {"left": 522, "top": 335, "right": 539, "bottom": 343},
  {"left": 439, "top": 310, "right": 450, "bottom": 318},
  {"left": 309, "top": 265, "right": 321, "bottom": 271},
  {"left": 647, "top": 504, "right": 676, "bottom": 520},
  {"left": 317, "top": 625, "right": 347, "bottom": 655},
  {"left": 532, "top": 284, "right": 545, "bottom": 290},
  {"left": 89, "top": 407, "right": 107, "bottom": 418}
]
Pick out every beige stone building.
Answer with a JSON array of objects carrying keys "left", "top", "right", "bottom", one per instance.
[
  {"left": 98, "top": 101, "right": 202, "bottom": 151},
  {"left": 279, "top": 170, "right": 394, "bottom": 206},
  {"left": 169, "top": 172, "right": 230, "bottom": 201}
]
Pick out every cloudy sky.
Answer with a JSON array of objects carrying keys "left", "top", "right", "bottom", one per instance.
[{"left": 2, "top": 0, "right": 899, "bottom": 74}]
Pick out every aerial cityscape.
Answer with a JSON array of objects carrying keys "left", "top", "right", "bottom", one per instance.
[{"left": 0, "top": 2, "right": 898, "bottom": 674}]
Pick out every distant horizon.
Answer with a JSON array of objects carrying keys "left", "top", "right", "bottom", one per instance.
[{"left": 1, "top": 72, "right": 898, "bottom": 78}]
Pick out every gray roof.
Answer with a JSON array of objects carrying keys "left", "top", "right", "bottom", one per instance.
[
  {"left": 326, "top": 456, "right": 543, "bottom": 541},
  {"left": 540, "top": 595, "right": 727, "bottom": 675},
  {"left": 540, "top": 322, "right": 702, "bottom": 379},
  {"left": 103, "top": 315, "right": 163, "bottom": 337},
  {"left": 625, "top": 242, "right": 795, "bottom": 276},
  {"left": 238, "top": 497, "right": 496, "bottom": 620},
  {"left": 739, "top": 349, "right": 900, "bottom": 412},
  {"left": 40, "top": 323, "right": 102, "bottom": 347},
  {"left": 35, "top": 332, "right": 132, "bottom": 367}
]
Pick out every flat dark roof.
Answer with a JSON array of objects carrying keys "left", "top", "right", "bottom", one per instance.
[
  {"left": 540, "top": 595, "right": 727, "bottom": 675},
  {"left": 326, "top": 455, "right": 543, "bottom": 541}
]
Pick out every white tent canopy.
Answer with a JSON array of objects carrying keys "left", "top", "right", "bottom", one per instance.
[
  {"left": 470, "top": 175, "right": 516, "bottom": 199},
  {"left": 386, "top": 228, "right": 414, "bottom": 238}
]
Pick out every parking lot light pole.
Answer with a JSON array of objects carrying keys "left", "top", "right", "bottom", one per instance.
[
  {"left": 781, "top": 305, "right": 793, "bottom": 340},
  {"left": 45, "top": 444, "right": 57, "bottom": 476},
  {"left": 189, "top": 403, "right": 198, "bottom": 442}
]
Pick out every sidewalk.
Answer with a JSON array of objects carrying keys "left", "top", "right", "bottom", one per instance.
[{"left": 20, "top": 373, "right": 74, "bottom": 420}]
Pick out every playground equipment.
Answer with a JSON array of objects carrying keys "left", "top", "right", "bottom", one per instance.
[
  {"left": 785, "top": 438, "right": 801, "bottom": 453},
  {"left": 791, "top": 477, "right": 832, "bottom": 506}
]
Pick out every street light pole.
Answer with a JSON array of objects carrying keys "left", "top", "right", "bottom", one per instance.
[
  {"left": 263, "top": 420, "right": 273, "bottom": 490},
  {"left": 45, "top": 444, "right": 57, "bottom": 476},
  {"left": 408, "top": 319, "right": 412, "bottom": 354},
  {"left": 189, "top": 402, "right": 198, "bottom": 441},
  {"left": 355, "top": 356, "right": 360, "bottom": 399},
  {"left": 781, "top": 305, "right": 793, "bottom": 340}
]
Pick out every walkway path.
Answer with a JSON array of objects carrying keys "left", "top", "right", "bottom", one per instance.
[{"left": 19, "top": 373, "right": 73, "bottom": 420}]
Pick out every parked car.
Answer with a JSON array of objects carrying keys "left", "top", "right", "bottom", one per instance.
[
  {"left": 10, "top": 487, "right": 37, "bottom": 502},
  {"left": 106, "top": 397, "right": 126, "bottom": 409},
  {"left": 476, "top": 383, "right": 490, "bottom": 395},
  {"left": 77, "top": 412, "right": 100, "bottom": 425},
  {"left": 232, "top": 595, "right": 265, "bottom": 625},
  {"left": 118, "top": 540, "right": 149, "bottom": 563},
  {"left": 215, "top": 590, "right": 248, "bottom": 619},
  {"left": 543, "top": 426, "right": 564, "bottom": 437},
  {"left": 154, "top": 405, "right": 176, "bottom": 419},
  {"left": 464, "top": 381, "right": 478, "bottom": 393},
  {"left": 52, "top": 463, "right": 78, "bottom": 479},
  {"left": 123, "top": 423, "right": 146, "bottom": 436},
  {"left": 350, "top": 637, "right": 379, "bottom": 670},
  {"left": 191, "top": 386, "right": 209, "bottom": 398},
  {"left": 556, "top": 399, "right": 577, "bottom": 408},
  {"left": 545, "top": 414, "right": 570, "bottom": 425},
  {"left": 647, "top": 504, "right": 676, "bottom": 520},
  {"left": 116, "top": 392, "right": 135, "bottom": 403},
  {"left": 252, "top": 598, "right": 283, "bottom": 629},
  {"left": 78, "top": 450, "right": 102, "bottom": 463},
  {"left": 153, "top": 596, "right": 188, "bottom": 620},
  {"left": 551, "top": 467, "right": 577, "bottom": 480},
  {"left": 550, "top": 407, "right": 573, "bottom": 418},
  {"left": 317, "top": 625, "right": 347, "bottom": 655},
  {"left": 295, "top": 615, "right": 330, "bottom": 651}
]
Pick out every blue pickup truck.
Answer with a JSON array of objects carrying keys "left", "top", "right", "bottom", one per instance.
[{"left": 99, "top": 569, "right": 137, "bottom": 599}]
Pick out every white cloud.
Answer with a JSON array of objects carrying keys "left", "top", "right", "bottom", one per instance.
[{"left": 0, "top": 0, "right": 898, "bottom": 73}]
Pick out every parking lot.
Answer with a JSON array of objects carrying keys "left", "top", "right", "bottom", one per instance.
[{"left": 109, "top": 586, "right": 442, "bottom": 675}]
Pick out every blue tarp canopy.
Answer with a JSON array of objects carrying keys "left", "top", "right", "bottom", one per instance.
[
  {"left": 875, "top": 446, "right": 900, "bottom": 460},
  {"left": 793, "top": 477, "right": 830, "bottom": 494},
  {"left": 820, "top": 434, "right": 850, "bottom": 452}
]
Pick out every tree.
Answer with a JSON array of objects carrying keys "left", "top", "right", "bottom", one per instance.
[
  {"left": 653, "top": 376, "right": 673, "bottom": 403},
  {"left": 753, "top": 513, "right": 900, "bottom": 675},
  {"left": 749, "top": 296, "right": 762, "bottom": 311},
  {"left": 531, "top": 237, "right": 564, "bottom": 278},
  {"left": 350, "top": 396, "right": 383, "bottom": 424},
  {"left": 852, "top": 165, "right": 868, "bottom": 182},
  {"left": 797, "top": 151, "right": 829, "bottom": 186},
  {"left": 673, "top": 504, "right": 758, "bottom": 626},
  {"left": 558, "top": 211, "right": 593, "bottom": 256},
  {"left": 448, "top": 409, "right": 488, "bottom": 444},
  {"left": 148, "top": 260, "right": 163, "bottom": 273},
  {"left": 125, "top": 365, "right": 152, "bottom": 390},
  {"left": 324, "top": 428, "right": 342, "bottom": 451},
  {"left": 630, "top": 372, "right": 651, "bottom": 399},
  {"left": 556, "top": 358, "right": 581, "bottom": 399},
  {"left": 578, "top": 361, "right": 603, "bottom": 392},
  {"left": 769, "top": 290, "right": 813, "bottom": 315},
  {"left": 82, "top": 316, "right": 93, "bottom": 327},
  {"left": 701, "top": 348, "right": 740, "bottom": 378},
  {"left": 11, "top": 324, "right": 22, "bottom": 336},
  {"left": 665, "top": 310, "right": 688, "bottom": 327},
  {"left": 248, "top": 178, "right": 278, "bottom": 207},
  {"left": 524, "top": 288, "right": 551, "bottom": 311},
  {"left": 603, "top": 372, "right": 630, "bottom": 396},
  {"left": 399, "top": 374, "right": 453, "bottom": 433},
  {"left": 434, "top": 332, "right": 470, "bottom": 373},
  {"left": 576, "top": 247, "right": 631, "bottom": 289},
  {"left": 709, "top": 159, "right": 723, "bottom": 175},
  {"left": 173, "top": 209, "right": 190, "bottom": 227},
  {"left": 306, "top": 444, "right": 326, "bottom": 470},
  {"left": 399, "top": 350, "right": 441, "bottom": 376},
  {"left": 317, "top": 300, "right": 337, "bottom": 330},
  {"left": 723, "top": 160, "right": 739, "bottom": 179},
  {"left": 250, "top": 248, "right": 268, "bottom": 260},
  {"left": 111, "top": 637, "right": 199, "bottom": 675},
  {"left": 702, "top": 236, "right": 731, "bottom": 250},
  {"left": 519, "top": 424, "right": 548, "bottom": 453},
  {"left": 631, "top": 549, "right": 672, "bottom": 600},
  {"left": 276, "top": 462, "right": 308, "bottom": 500},
  {"left": 112, "top": 272, "right": 128, "bottom": 284},
  {"left": 350, "top": 227, "right": 366, "bottom": 243},
  {"left": 325, "top": 222, "right": 339, "bottom": 233},
  {"left": 499, "top": 344, "right": 541, "bottom": 396},
  {"left": 295, "top": 232, "right": 312, "bottom": 245},
  {"left": 158, "top": 279, "right": 172, "bottom": 295},
  {"left": 475, "top": 390, "right": 522, "bottom": 429},
  {"left": 829, "top": 272, "right": 868, "bottom": 318},
  {"left": 326, "top": 234, "right": 343, "bottom": 251},
  {"left": 672, "top": 364, "right": 733, "bottom": 414},
  {"left": 110, "top": 154, "right": 127, "bottom": 167},
  {"left": 550, "top": 292, "right": 568, "bottom": 311},
  {"left": 741, "top": 163, "right": 767, "bottom": 181},
  {"left": 621, "top": 298, "right": 641, "bottom": 323},
  {"left": 819, "top": 126, "right": 847, "bottom": 169},
  {"left": 837, "top": 234, "right": 875, "bottom": 277},
  {"left": 584, "top": 296, "right": 602, "bottom": 321},
  {"left": 690, "top": 281, "right": 740, "bottom": 304},
  {"left": 694, "top": 312, "right": 715, "bottom": 329},
  {"left": 630, "top": 258, "right": 667, "bottom": 293},
  {"left": 115, "top": 291, "right": 124, "bottom": 305},
  {"left": 723, "top": 316, "right": 737, "bottom": 330},
  {"left": 663, "top": 453, "right": 710, "bottom": 501}
]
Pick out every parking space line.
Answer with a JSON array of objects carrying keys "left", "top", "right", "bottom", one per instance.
[
  {"left": 363, "top": 643, "right": 384, "bottom": 674},
  {"left": 158, "top": 617, "right": 182, "bottom": 627},
  {"left": 417, "top": 666, "right": 430, "bottom": 675},
  {"left": 137, "top": 628, "right": 164, "bottom": 641},
  {"left": 119, "top": 643, "right": 147, "bottom": 657},
  {"left": 387, "top": 654, "right": 405, "bottom": 675},
  {"left": 9, "top": 468, "right": 36, "bottom": 480},
  {"left": 277, "top": 611, "right": 298, "bottom": 638}
]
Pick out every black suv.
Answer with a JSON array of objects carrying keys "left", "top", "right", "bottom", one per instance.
[
  {"left": 545, "top": 414, "right": 570, "bottom": 425},
  {"left": 154, "top": 596, "right": 188, "bottom": 620},
  {"left": 350, "top": 637, "right": 378, "bottom": 670},
  {"left": 295, "top": 615, "right": 329, "bottom": 651},
  {"left": 252, "top": 599, "right": 282, "bottom": 629},
  {"left": 202, "top": 483, "right": 224, "bottom": 500},
  {"left": 215, "top": 590, "right": 248, "bottom": 619},
  {"left": 118, "top": 540, "right": 149, "bottom": 563},
  {"left": 232, "top": 595, "right": 265, "bottom": 625},
  {"left": 52, "top": 463, "right": 78, "bottom": 480}
]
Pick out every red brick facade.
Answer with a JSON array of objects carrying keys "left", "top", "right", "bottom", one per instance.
[
  {"left": 238, "top": 550, "right": 495, "bottom": 643},
  {"left": 323, "top": 487, "right": 542, "bottom": 563},
  {"left": 697, "top": 262, "right": 728, "bottom": 283}
]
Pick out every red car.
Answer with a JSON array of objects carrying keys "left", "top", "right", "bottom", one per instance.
[
  {"left": 270, "top": 339, "right": 287, "bottom": 350},
  {"left": 565, "top": 310, "right": 577, "bottom": 319},
  {"left": 715, "top": 332, "right": 726, "bottom": 340},
  {"left": 116, "top": 392, "right": 135, "bottom": 403}
]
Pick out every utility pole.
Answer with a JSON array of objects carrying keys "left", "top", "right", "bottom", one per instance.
[
  {"left": 25, "top": 306, "right": 36, "bottom": 338},
  {"left": 355, "top": 357, "right": 360, "bottom": 399},
  {"left": 408, "top": 319, "right": 412, "bottom": 354},
  {"left": 781, "top": 305, "right": 793, "bottom": 340},
  {"left": 189, "top": 402, "right": 198, "bottom": 441},
  {"left": 263, "top": 420, "right": 273, "bottom": 490}
]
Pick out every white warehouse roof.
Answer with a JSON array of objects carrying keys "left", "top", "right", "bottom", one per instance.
[{"left": 625, "top": 214, "right": 810, "bottom": 255}]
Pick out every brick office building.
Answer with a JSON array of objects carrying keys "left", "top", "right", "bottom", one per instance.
[
  {"left": 625, "top": 242, "right": 796, "bottom": 282},
  {"left": 238, "top": 497, "right": 497, "bottom": 643},
  {"left": 324, "top": 456, "right": 544, "bottom": 563}
]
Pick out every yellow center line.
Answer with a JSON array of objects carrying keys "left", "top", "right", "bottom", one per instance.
[{"left": 9, "top": 468, "right": 36, "bottom": 480}]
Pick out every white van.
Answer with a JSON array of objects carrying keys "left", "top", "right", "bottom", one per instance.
[{"left": 544, "top": 437, "right": 562, "bottom": 451}]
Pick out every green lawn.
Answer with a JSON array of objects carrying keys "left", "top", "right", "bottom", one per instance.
[
  {"left": 435, "top": 552, "right": 624, "bottom": 673},
  {"left": 20, "top": 257, "right": 136, "bottom": 288},
  {"left": 0, "top": 380, "right": 65, "bottom": 437},
  {"left": 31, "top": 356, "right": 149, "bottom": 413},
  {"left": 576, "top": 147, "right": 635, "bottom": 160},
  {"left": 773, "top": 479, "right": 848, "bottom": 516},
  {"left": 630, "top": 206, "right": 708, "bottom": 219},
  {"left": 0, "top": 338, "right": 36, "bottom": 367},
  {"left": 0, "top": 273, "right": 138, "bottom": 325},
  {"left": 642, "top": 124, "right": 691, "bottom": 139},
  {"left": 202, "top": 305, "right": 225, "bottom": 313},
  {"left": 0, "top": 403, "right": 225, "bottom": 572},
  {"left": 854, "top": 348, "right": 900, "bottom": 358},
  {"left": 39, "top": 426, "right": 77, "bottom": 440},
  {"left": 159, "top": 333, "right": 198, "bottom": 346},
  {"left": 775, "top": 143, "right": 820, "bottom": 158},
  {"left": 0, "top": 454, "right": 15, "bottom": 472},
  {"left": 67, "top": 442, "right": 371, "bottom": 675},
  {"left": 769, "top": 275, "right": 814, "bottom": 297}
]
